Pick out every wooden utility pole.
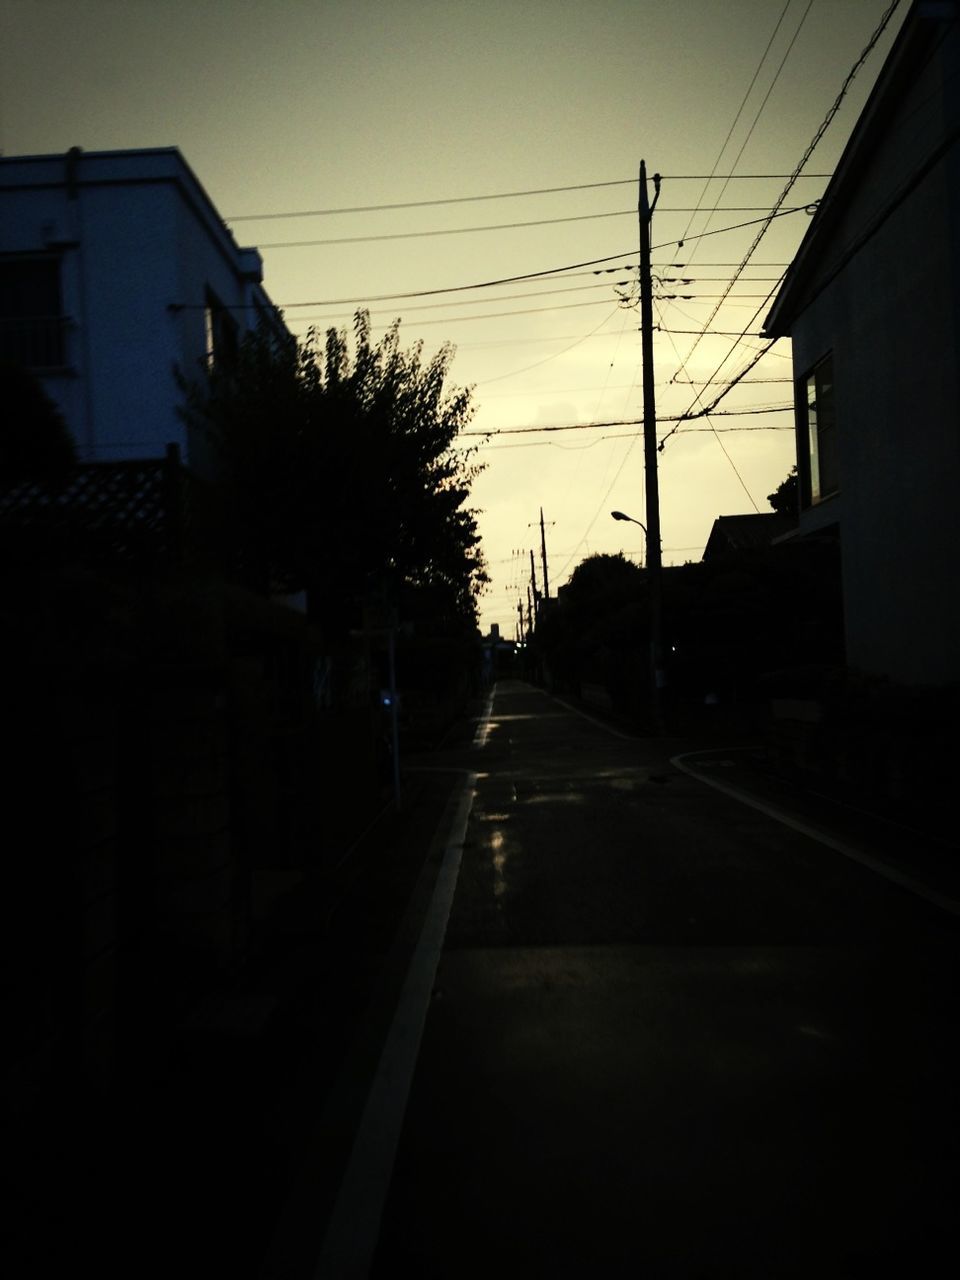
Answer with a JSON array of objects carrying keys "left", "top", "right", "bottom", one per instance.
[
  {"left": 529, "top": 549, "right": 540, "bottom": 620},
  {"left": 639, "top": 160, "right": 665, "bottom": 732}
]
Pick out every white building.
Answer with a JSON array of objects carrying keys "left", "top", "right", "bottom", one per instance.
[
  {"left": 764, "top": 0, "right": 960, "bottom": 686},
  {"left": 0, "top": 146, "right": 286, "bottom": 465}
]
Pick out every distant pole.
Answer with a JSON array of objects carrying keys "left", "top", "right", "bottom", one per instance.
[
  {"left": 526, "top": 585, "right": 534, "bottom": 642},
  {"left": 639, "top": 159, "right": 665, "bottom": 733},
  {"left": 386, "top": 623, "right": 401, "bottom": 812},
  {"left": 529, "top": 549, "right": 539, "bottom": 620},
  {"left": 539, "top": 508, "right": 551, "bottom": 602}
]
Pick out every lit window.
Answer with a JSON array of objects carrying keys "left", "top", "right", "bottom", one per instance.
[
  {"left": 203, "top": 288, "right": 238, "bottom": 368},
  {"left": 799, "top": 354, "right": 837, "bottom": 505}
]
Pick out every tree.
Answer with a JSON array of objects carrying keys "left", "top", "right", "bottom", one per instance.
[
  {"left": 178, "top": 311, "right": 487, "bottom": 634},
  {"left": 563, "top": 552, "right": 644, "bottom": 606},
  {"left": 0, "top": 362, "right": 76, "bottom": 488},
  {"left": 767, "top": 465, "right": 798, "bottom": 517}
]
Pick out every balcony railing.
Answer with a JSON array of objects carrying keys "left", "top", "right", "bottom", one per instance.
[{"left": 0, "top": 315, "right": 69, "bottom": 369}]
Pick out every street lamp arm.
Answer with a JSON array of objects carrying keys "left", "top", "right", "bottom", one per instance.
[{"left": 610, "top": 510, "right": 647, "bottom": 534}]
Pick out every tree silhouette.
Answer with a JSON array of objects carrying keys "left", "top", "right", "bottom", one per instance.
[
  {"left": 179, "top": 311, "right": 486, "bottom": 634},
  {"left": 0, "top": 362, "right": 76, "bottom": 488},
  {"left": 767, "top": 465, "right": 798, "bottom": 517}
]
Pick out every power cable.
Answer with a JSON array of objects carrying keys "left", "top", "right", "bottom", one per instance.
[
  {"left": 174, "top": 235, "right": 801, "bottom": 315},
  {"left": 225, "top": 175, "right": 834, "bottom": 222},
  {"left": 462, "top": 404, "right": 792, "bottom": 438},
  {"left": 289, "top": 292, "right": 780, "bottom": 330},
  {"left": 477, "top": 424, "right": 793, "bottom": 451},
  {"left": 480, "top": 376, "right": 789, "bottom": 398},
  {"left": 671, "top": 0, "right": 904, "bottom": 402},
  {"left": 658, "top": 341, "right": 779, "bottom": 450},
  {"left": 668, "top": 0, "right": 815, "bottom": 379},
  {"left": 676, "top": 0, "right": 795, "bottom": 258},
  {"left": 256, "top": 205, "right": 815, "bottom": 249},
  {"left": 475, "top": 310, "right": 623, "bottom": 384}
]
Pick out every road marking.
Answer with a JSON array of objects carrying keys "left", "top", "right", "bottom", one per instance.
[
  {"left": 315, "top": 772, "right": 478, "bottom": 1279},
  {"left": 472, "top": 686, "right": 496, "bottom": 748},
  {"left": 550, "top": 694, "right": 636, "bottom": 740},
  {"left": 671, "top": 751, "right": 960, "bottom": 918}
]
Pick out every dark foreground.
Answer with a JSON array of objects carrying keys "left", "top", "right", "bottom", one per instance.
[{"left": 9, "top": 680, "right": 958, "bottom": 1278}]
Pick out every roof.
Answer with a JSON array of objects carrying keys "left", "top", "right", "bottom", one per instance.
[
  {"left": 764, "top": 0, "right": 957, "bottom": 336},
  {"left": 0, "top": 146, "right": 265, "bottom": 283},
  {"left": 702, "top": 513, "right": 796, "bottom": 561}
]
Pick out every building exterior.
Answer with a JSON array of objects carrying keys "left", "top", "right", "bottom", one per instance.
[
  {"left": 764, "top": 0, "right": 960, "bottom": 686},
  {"left": 701, "top": 512, "right": 795, "bottom": 562},
  {"left": 0, "top": 146, "right": 286, "bottom": 465}
]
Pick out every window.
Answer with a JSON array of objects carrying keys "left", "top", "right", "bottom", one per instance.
[
  {"left": 203, "top": 288, "right": 238, "bottom": 367},
  {"left": 0, "top": 255, "right": 66, "bottom": 368},
  {"left": 798, "top": 354, "right": 838, "bottom": 505}
]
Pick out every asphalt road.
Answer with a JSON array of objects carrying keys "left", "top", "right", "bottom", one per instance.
[{"left": 319, "top": 680, "right": 959, "bottom": 1279}]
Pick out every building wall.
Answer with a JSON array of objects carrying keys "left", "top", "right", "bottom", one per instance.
[
  {"left": 72, "top": 176, "right": 183, "bottom": 460},
  {"left": 789, "top": 30, "right": 960, "bottom": 685},
  {"left": 1, "top": 149, "right": 278, "bottom": 467}
]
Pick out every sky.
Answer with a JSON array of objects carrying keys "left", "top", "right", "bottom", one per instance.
[{"left": 0, "top": 0, "right": 909, "bottom": 637}]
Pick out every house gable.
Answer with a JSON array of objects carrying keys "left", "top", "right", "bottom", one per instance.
[{"left": 766, "top": 2, "right": 960, "bottom": 336}]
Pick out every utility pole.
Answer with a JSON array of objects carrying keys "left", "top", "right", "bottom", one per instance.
[
  {"left": 639, "top": 159, "right": 665, "bottom": 732},
  {"left": 539, "top": 508, "right": 551, "bottom": 602},
  {"left": 529, "top": 549, "right": 540, "bottom": 620},
  {"left": 526, "top": 585, "right": 534, "bottom": 642},
  {"left": 527, "top": 513, "right": 553, "bottom": 608}
]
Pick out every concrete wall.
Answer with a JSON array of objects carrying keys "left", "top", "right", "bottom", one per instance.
[
  {"left": 1, "top": 148, "right": 278, "bottom": 466},
  {"left": 789, "top": 29, "right": 960, "bottom": 685}
]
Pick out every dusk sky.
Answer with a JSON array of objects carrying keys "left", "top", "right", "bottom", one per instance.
[{"left": 0, "top": 0, "right": 907, "bottom": 636}]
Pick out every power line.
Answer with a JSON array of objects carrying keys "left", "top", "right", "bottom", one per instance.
[
  {"left": 296, "top": 297, "right": 627, "bottom": 328},
  {"left": 480, "top": 376, "right": 789, "bottom": 398},
  {"left": 288, "top": 292, "right": 782, "bottom": 330},
  {"left": 659, "top": 342, "right": 779, "bottom": 449},
  {"left": 462, "top": 404, "right": 792, "bottom": 437},
  {"left": 477, "top": 425, "right": 793, "bottom": 451},
  {"left": 175, "top": 242, "right": 797, "bottom": 313},
  {"left": 667, "top": 0, "right": 815, "bottom": 377},
  {"left": 672, "top": 0, "right": 904, "bottom": 406},
  {"left": 650, "top": 204, "right": 816, "bottom": 255},
  {"left": 256, "top": 205, "right": 816, "bottom": 249},
  {"left": 676, "top": 0, "right": 795, "bottom": 256},
  {"left": 286, "top": 282, "right": 783, "bottom": 324},
  {"left": 476, "top": 310, "right": 623, "bottom": 384},
  {"left": 226, "top": 175, "right": 834, "bottom": 222},
  {"left": 702, "top": 412, "right": 762, "bottom": 512}
]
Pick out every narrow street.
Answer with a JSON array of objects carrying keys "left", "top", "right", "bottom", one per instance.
[{"left": 312, "top": 679, "right": 959, "bottom": 1279}]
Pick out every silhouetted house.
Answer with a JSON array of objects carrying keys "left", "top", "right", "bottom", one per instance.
[
  {"left": 0, "top": 146, "right": 286, "bottom": 465},
  {"left": 702, "top": 512, "right": 795, "bottom": 562},
  {"left": 763, "top": 0, "right": 960, "bottom": 685}
]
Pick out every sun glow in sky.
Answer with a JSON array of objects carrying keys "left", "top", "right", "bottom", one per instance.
[{"left": 0, "top": 0, "right": 908, "bottom": 635}]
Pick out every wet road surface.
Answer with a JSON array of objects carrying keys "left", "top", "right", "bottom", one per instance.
[{"left": 328, "top": 681, "right": 960, "bottom": 1278}]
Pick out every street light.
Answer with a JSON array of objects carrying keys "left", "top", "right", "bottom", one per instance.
[{"left": 611, "top": 510, "right": 647, "bottom": 534}]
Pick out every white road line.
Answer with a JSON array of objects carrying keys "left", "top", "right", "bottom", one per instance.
[
  {"left": 671, "top": 751, "right": 960, "bottom": 918},
  {"left": 315, "top": 772, "right": 478, "bottom": 1279},
  {"left": 472, "top": 685, "right": 496, "bottom": 748}
]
